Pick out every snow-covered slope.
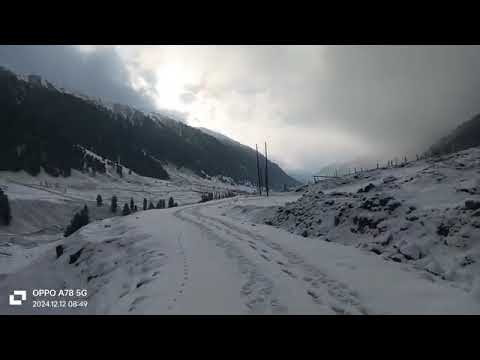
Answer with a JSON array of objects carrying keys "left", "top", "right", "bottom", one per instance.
[
  {"left": 254, "top": 147, "right": 480, "bottom": 294},
  {"left": 2, "top": 195, "right": 479, "bottom": 314},
  {"left": 0, "top": 163, "right": 252, "bottom": 232},
  {"left": 0, "top": 151, "right": 254, "bottom": 278}
]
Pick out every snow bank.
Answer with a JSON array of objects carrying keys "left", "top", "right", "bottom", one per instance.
[{"left": 262, "top": 147, "right": 480, "bottom": 293}]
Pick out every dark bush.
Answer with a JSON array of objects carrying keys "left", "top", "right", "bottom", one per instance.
[{"left": 0, "top": 189, "right": 12, "bottom": 226}]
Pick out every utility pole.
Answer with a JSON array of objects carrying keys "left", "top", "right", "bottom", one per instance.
[
  {"left": 255, "top": 144, "right": 262, "bottom": 196},
  {"left": 264, "top": 142, "right": 269, "bottom": 197}
]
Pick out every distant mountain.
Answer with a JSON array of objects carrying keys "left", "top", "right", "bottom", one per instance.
[
  {"left": 0, "top": 66, "right": 299, "bottom": 190},
  {"left": 428, "top": 113, "right": 480, "bottom": 156},
  {"left": 315, "top": 156, "right": 382, "bottom": 177},
  {"left": 284, "top": 170, "right": 311, "bottom": 184}
]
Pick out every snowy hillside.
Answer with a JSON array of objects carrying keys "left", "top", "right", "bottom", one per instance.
[
  {"left": 2, "top": 143, "right": 480, "bottom": 315},
  {"left": 0, "top": 153, "right": 254, "bottom": 278},
  {"left": 2, "top": 193, "right": 479, "bottom": 314},
  {"left": 251, "top": 147, "right": 480, "bottom": 294},
  {"left": 2, "top": 147, "right": 480, "bottom": 314}
]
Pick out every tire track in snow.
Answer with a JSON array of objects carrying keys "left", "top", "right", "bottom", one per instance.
[
  {"left": 184, "top": 203, "right": 368, "bottom": 315},
  {"left": 174, "top": 207, "right": 287, "bottom": 314}
]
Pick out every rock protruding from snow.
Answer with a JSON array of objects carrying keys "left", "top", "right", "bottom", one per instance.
[{"left": 465, "top": 200, "right": 480, "bottom": 211}]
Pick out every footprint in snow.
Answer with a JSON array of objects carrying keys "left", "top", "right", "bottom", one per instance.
[
  {"left": 136, "top": 278, "right": 154, "bottom": 289},
  {"left": 307, "top": 289, "right": 318, "bottom": 298},
  {"left": 129, "top": 296, "right": 149, "bottom": 311},
  {"left": 281, "top": 268, "right": 297, "bottom": 278},
  {"left": 260, "top": 254, "right": 271, "bottom": 262}
]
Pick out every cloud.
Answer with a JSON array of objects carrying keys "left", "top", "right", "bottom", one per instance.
[
  {"left": 4, "top": 45, "right": 480, "bottom": 174},
  {"left": 135, "top": 45, "right": 480, "bottom": 172},
  {"left": 179, "top": 92, "right": 197, "bottom": 104},
  {"left": 0, "top": 45, "right": 157, "bottom": 111},
  {"left": 304, "top": 46, "right": 480, "bottom": 156}
]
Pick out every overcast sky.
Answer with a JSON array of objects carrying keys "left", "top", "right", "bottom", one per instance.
[{"left": 2, "top": 45, "right": 480, "bottom": 173}]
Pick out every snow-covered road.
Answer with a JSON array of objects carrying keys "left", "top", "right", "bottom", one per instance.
[
  {"left": 173, "top": 202, "right": 364, "bottom": 314},
  {"left": 1, "top": 195, "right": 479, "bottom": 314},
  {"left": 169, "top": 198, "right": 480, "bottom": 314}
]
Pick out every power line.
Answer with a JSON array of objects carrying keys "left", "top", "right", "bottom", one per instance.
[
  {"left": 264, "top": 142, "right": 269, "bottom": 197},
  {"left": 255, "top": 144, "right": 262, "bottom": 196}
]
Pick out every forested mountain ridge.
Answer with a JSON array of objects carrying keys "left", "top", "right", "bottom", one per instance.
[
  {"left": 428, "top": 113, "right": 480, "bottom": 156},
  {"left": 0, "top": 66, "right": 299, "bottom": 189}
]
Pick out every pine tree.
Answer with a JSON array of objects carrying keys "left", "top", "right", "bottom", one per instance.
[
  {"left": 64, "top": 213, "right": 80, "bottom": 237},
  {"left": 134, "top": 205, "right": 138, "bottom": 212},
  {"left": 168, "top": 197, "right": 175, "bottom": 208},
  {"left": 149, "top": 201, "right": 155, "bottom": 210},
  {"left": 64, "top": 205, "right": 89, "bottom": 237},
  {"left": 122, "top": 203, "right": 131, "bottom": 216},
  {"left": 116, "top": 164, "right": 123, "bottom": 177},
  {"left": 80, "top": 205, "right": 89, "bottom": 226},
  {"left": 96, "top": 194, "right": 102, "bottom": 207},
  {"left": 130, "top": 198, "right": 134, "bottom": 211},
  {"left": 0, "top": 189, "right": 12, "bottom": 226},
  {"left": 111, "top": 195, "right": 118, "bottom": 213},
  {"left": 143, "top": 198, "right": 147, "bottom": 211}
]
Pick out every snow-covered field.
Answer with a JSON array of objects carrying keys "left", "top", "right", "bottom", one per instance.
[
  {"left": 0, "top": 161, "right": 253, "bottom": 277},
  {"left": 1, "top": 148, "right": 480, "bottom": 315},
  {"left": 1, "top": 194, "right": 479, "bottom": 314}
]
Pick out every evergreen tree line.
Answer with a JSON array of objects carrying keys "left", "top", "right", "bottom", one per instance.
[
  {"left": 82, "top": 152, "right": 107, "bottom": 175},
  {"left": 428, "top": 113, "right": 480, "bottom": 157},
  {"left": 64, "top": 194, "right": 179, "bottom": 237},
  {"left": 96, "top": 194, "right": 178, "bottom": 216},
  {"left": 200, "top": 191, "right": 235, "bottom": 203},
  {"left": 0, "top": 67, "right": 169, "bottom": 180}
]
